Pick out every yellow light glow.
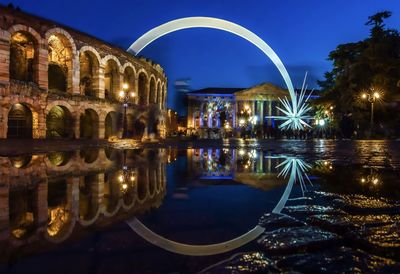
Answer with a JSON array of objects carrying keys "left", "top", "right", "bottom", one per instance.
[
  {"left": 123, "top": 83, "right": 129, "bottom": 90},
  {"left": 122, "top": 183, "right": 128, "bottom": 190},
  {"left": 362, "top": 93, "right": 367, "bottom": 99},
  {"left": 118, "top": 175, "right": 124, "bottom": 182},
  {"left": 373, "top": 178, "right": 379, "bottom": 185},
  {"left": 373, "top": 92, "right": 380, "bottom": 99},
  {"left": 130, "top": 92, "right": 136, "bottom": 98},
  {"left": 119, "top": 90, "right": 125, "bottom": 97},
  {"left": 361, "top": 178, "right": 366, "bottom": 183},
  {"left": 330, "top": 106, "right": 334, "bottom": 110},
  {"left": 130, "top": 176, "right": 135, "bottom": 181}
]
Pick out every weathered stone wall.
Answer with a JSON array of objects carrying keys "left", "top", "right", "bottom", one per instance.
[{"left": 0, "top": 5, "right": 168, "bottom": 139}]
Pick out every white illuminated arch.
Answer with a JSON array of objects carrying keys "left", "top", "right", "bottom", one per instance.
[
  {"left": 127, "top": 17, "right": 296, "bottom": 105},
  {"left": 126, "top": 17, "right": 312, "bottom": 255},
  {"left": 126, "top": 156, "right": 308, "bottom": 256}
]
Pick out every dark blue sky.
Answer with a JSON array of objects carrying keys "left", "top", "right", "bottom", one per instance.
[{"left": 3, "top": 0, "right": 400, "bottom": 111}]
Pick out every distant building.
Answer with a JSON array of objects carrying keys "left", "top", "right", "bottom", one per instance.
[{"left": 186, "top": 83, "right": 291, "bottom": 138}]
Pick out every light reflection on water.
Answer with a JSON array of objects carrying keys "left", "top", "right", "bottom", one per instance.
[{"left": 0, "top": 145, "right": 399, "bottom": 272}]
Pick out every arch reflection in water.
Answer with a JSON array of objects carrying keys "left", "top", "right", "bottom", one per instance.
[
  {"left": 127, "top": 149, "right": 312, "bottom": 256},
  {"left": 0, "top": 148, "right": 167, "bottom": 250}
]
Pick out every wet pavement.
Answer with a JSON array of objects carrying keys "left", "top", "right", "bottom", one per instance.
[{"left": 0, "top": 140, "right": 399, "bottom": 273}]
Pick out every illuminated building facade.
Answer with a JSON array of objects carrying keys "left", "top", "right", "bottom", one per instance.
[
  {"left": 186, "top": 83, "right": 288, "bottom": 137},
  {"left": 0, "top": 5, "right": 167, "bottom": 140}
]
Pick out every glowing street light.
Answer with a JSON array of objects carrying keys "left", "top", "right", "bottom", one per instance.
[
  {"left": 119, "top": 83, "right": 136, "bottom": 138},
  {"left": 361, "top": 87, "right": 383, "bottom": 137}
]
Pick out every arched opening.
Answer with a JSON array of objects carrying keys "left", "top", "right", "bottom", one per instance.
[
  {"left": 79, "top": 51, "right": 99, "bottom": 97},
  {"left": 9, "top": 155, "right": 32, "bottom": 168},
  {"left": 126, "top": 114, "right": 134, "bottom": 138},
  {"left": 47, "top": 151, "right": 72, "bottom": 166},
  {"left": 104, "top": 59, "right": 120, "bottom": 100},
  {"left": 9, "top": 186, "right": 36, "bottom": 239},
  {"left": 149, "top": 77, "right": 156, "bottom": 104},
  {"left": 7, "top": 103, "right": 33, "bottom": 139},
  {"left": 48, "top": 34, "right": 73, "bottom": 92},
  {"left": 133, "top": 118, "right": 146, "bottom": 139},
  {"left": 138, "top": 72, "right": 148, "bottom": 105},
  {"left": 123, "top": 66, "right": 135, "bottom": 95},
  {"left": 80, "top": 109, "right": 99, "bottom": 139},
  {"left": 79, "top": 175, "right": 100, "bottom": 222},
  {"left": 104, "top": 172, "right": 122, "bottom": 213},
  {"left": 46, "top": 105, "right": 74, "bottom": 138},
  {"left": 137, "top": 167, "right": 148, "bottom": 200},
  {"left": 105, "top": 111, "right": 118, "bottom": 139},
  {"left": 47, "top": 179, "right": 71, "bottom": 238},
  {"left": 80, "top": 148, "right": 99, "bottom": 164},
  {"left": 10, "top": 31, "right": 37, "bottom": 82}
]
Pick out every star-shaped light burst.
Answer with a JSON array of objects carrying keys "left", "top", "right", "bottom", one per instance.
[{"left": 268, "top": 72, "right": 313, "bottom": 130}]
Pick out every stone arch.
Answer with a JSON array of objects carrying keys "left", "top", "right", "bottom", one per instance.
[
  {"left": 133, "top": 114, "right": 147, "bottom": 140},
  {"left": 149, "top": 75, "right": 156, "bottom": 104},
  {"left": 46, "top": 104, "right": 74, "bottom": 138},
  {"left": 126, "top": 113, "right": 134, "bottom": 137},
  {"left": 103, "top": 56, "right": 121, "bottom": 100},
  {"left": 46, "top": 178, "right": 75, "bottom": 243},
  {"left": 137, "top": 70, "right": 149, "bottom": 105},
  {"left": 103, "top": 171, "right": 123, "bottom": 215},
  {"left": 9, "top": 185, "right": 37, "bottom": 240},
  {"left": 123, "top": 64, "right": 136, "bottom": 97},
  {"left": 80, "top": 108, "right": 99, "bottom": 139},
  {"left": 79, "top": 47, "right": 100, "bottom": 97},
  {"left": 105, "top": 111, "right": 118, "bottom": 139},
  {"left": 46, "top": 28, "right": 77, "bottom": 93},
  {"left": 8, "top": 26, "right": 40, "bottom": 83},
  {"left": 79, "top": 174, "right": 101, "bottom": 224},
  {"left": 7, "top": 103, "right": 33, "bottom": 138}
]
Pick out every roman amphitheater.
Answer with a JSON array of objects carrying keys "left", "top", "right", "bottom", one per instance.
[{"left": 0, "top": 5, "right": 168, "bottom": 140}]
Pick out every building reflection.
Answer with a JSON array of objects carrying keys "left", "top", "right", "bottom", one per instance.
[
  {"left": 187, "top": 148, "right": 287, "bottom": 190},
  {"left": 0, "top": 148, "right": 167, "bottom": 254}
]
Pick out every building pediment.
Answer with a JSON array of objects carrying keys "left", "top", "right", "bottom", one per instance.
[{"left": 234, "top": 82, "right": 288, "bottom": 100}]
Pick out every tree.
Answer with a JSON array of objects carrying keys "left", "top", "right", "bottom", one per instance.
[{"left": 317, "top": 11, "right": 400, "bottom": 137}]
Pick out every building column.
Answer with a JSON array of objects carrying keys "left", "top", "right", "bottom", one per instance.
[
  {"left": 0, "top": 184, "right": 9, "bottom": 241},
  {"left": 97, "top": 66, "right": 105, "bottom": 99},
  {"left": 0, "top": 29, "right": 10, "bottom": 84},
  {"left": 35, "top": 180, "right": 48, "bottom": 232},
  {"left": 267, "top": 100, "right": 272, "bottom": 126},
  {"left": 69, "top": 177, "right": 80, "bottom": 219},
  {"left": 98, "top": 118, "right": 105, "bottom": 139},
  {"left": 74, "top": 112, "right": 80, "bottom": 139},
  {"left": 208, "top": 112, "right": 213, "bottom": 128},
  {"left": 72, "top": 56, "right": 80, "bottom": 94},
  {"left": 232, "top": 100, "right": 237, "bottom": 128},
  {"left": 36, "top": 42, "right": 49, "bottom": 90}
]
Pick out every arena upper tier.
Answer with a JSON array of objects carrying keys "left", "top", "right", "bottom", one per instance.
[{"left": 0, "top": 4, "right": 168, "bottom": 140}]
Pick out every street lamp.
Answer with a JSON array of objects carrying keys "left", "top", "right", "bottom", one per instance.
[
  {"left": 118, "top": 83, "right": 136, "bottom": 138},
  {"left": 361, "top": 87, "right": 383, "bottom": 136}
]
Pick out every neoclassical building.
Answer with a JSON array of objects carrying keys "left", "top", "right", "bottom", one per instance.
[
  {"left": 187, "top": 83, "right": 288, "bottom": 137},
  {"left": 0, "top": 5, "right": 168, "bottom": 140}
]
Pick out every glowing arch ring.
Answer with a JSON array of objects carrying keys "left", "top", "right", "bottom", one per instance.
[
  {"left": 128, "top": 16, "right": 296, "bottom": 106},
  {"left": 127, "top": 17, "right": 298, "bottom": 256}
]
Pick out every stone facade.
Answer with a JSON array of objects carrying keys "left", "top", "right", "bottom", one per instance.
[
  {"left": 0, "top": 5, "right": 168, "bottom": 140},
  {"left": 0, "top": 148, "right": 167, "bottom": 248}
]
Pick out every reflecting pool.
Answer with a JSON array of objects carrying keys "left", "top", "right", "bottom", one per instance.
[{"left": 0, "top": 143, "right": 399, "bottom": 273}]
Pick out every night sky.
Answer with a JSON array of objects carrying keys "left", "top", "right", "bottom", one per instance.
[{"left": 2, "top": 0, "right": 400, "bottom": 113}]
